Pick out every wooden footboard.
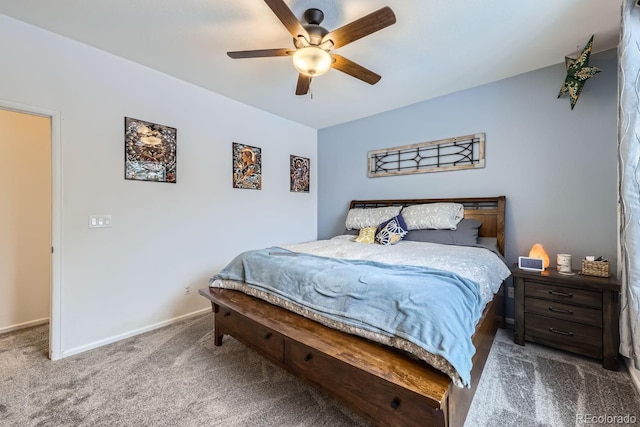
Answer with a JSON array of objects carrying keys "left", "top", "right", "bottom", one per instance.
[{"left": 199, "top": 285, "right": 503, "bottom": 427}]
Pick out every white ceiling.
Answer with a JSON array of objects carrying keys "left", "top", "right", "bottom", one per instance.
[{"left": 0, "top": 0, "right": 622, "bottom": 129}]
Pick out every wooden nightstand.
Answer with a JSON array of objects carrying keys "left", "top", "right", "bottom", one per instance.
[{"left": 512, "top": 265, "right": 621, "bottom": 370}]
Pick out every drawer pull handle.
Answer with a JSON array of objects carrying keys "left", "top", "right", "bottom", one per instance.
[
  {"left": 390, "top": 398, "right": 401, "bottom": 410},
  {"left": 263, "top": 332, "right": 272, "bottom": 340},
  {"left": 549, "top": 327, "right": 573, "bottom": 336},
  {"left": 223, "top": 312, "right": 231, "bottom": 317},
  {"left": 548, "top": 307, "right": 573, "bottom": 315},
  {"left": 304, "top": 353, "right": 313, "bottom": 362},
  {"left": 548, "top": 290, "right": 573, "bottom": 298}
]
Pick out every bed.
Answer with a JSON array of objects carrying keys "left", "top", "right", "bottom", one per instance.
[{"left": 199, "top": 196, "right": 509, "bottom": 427}]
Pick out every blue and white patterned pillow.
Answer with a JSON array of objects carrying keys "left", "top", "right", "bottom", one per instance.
[{"left": 375, "top": 214, "right": 408, "bottom": 245}]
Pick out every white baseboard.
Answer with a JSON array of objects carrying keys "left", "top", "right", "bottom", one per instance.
[
  {"left": 625, "top": 357, "right": 640, "bottom": 396},
  {"left": 0, "top": 317, "right": 49, "bottom": 335},
  {"left": 61, "top": 308, "right": 210, "bottom": 358}
]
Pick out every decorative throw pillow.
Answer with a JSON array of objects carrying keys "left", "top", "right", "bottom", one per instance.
[
  {"left": 345, "top": 206, "right": 402, "bottom": 230},
  {"left": 401, "top": 203, "right": 464, "bottom": 230},
  {"left": 375, "top": 214, "right": 408, "bottom": 245},
  {"left": 355, "top": 226, "right": 377, "bottom": 244}
]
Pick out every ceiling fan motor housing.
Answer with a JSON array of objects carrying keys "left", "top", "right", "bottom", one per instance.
[
  {"left": 297, "top": 8, "right": 328, "bottom": 46},
  {"left": 304, "top": 8, "right": 324, "bottom": 25}
]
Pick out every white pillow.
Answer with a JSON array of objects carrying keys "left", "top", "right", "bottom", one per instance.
[
  {"left": 345, "top": 206, "right": 402, "bottom": 230},
  {"left": 401, "top": 203, "right": 464, "bottom": 230}
]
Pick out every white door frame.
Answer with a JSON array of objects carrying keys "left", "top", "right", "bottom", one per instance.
[{"left": 1, "top": 99, "right": 62, "bottom": 360}]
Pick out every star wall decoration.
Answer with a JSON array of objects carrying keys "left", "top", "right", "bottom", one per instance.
[{"left": 557, "top": 35, "right": 601, "bottom": 110}]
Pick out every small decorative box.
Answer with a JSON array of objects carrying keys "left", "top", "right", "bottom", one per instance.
[{"left": 581, "top": 260, "right": 610, "bottom": 277}]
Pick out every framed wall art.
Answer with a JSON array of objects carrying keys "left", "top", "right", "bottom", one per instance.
[
  {"left": 290, "top": 155, "right": 310, "bottom": 193},
  {"left": 232, "top": 142, "right": 262, "bottom": 190},
  {"left": 124, "top": 117, "right": 177, "bottom": 183},
  {"left": 367, "top": 133, "right": 485, "bottom": 178}
]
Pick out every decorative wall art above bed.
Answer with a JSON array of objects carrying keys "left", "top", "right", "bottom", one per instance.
[
  {"left": 232, "top": 142, "right": 262, "bottom": 190},
  {"left": 290, "top": 155, "right": 310, "bottom": 193},
  {"left": 367, "top": 133, "right": 485, "bottom": 178},
  {"left": 124, "top": 117, "right": 177, "bottom": 183}
]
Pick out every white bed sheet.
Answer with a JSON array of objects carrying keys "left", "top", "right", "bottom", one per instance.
[{"left": 282, "top": 235, "right": 511, "bottom": 306}]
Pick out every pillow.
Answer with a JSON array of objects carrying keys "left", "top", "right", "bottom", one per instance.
[
  {"left": 401, "top": 203, "right": 464, "bottom": 230},
  {"left": 477, "top": 237, "right": 498, "bottom": 250},
  {"left": 375, "top": 214, "right": 408, "bottom": 245},
  {"left": 345, "top": 206, "right": 402, "bottom": 230},
  {"left": 403, "top": 219, "right": 481, "bottom": 245},
  {"left": 355, "top": 227, "right": 377, "bottom": 244}
]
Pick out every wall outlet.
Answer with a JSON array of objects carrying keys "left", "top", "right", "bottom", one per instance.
[
  {"left": 507, "top": 287, "right": 514, "bottom": 299},
  {"left": 184, "top": 284, "right": 191, "bottom": 295}
]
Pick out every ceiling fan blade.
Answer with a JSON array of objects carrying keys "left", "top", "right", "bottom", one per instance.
[
  {"left": 264, "top": 0, "right": 310, "bottom": 40},
  {"left": 322, "top": 6, "right": 396, "bottom": 49},
  {"left": 296, "top": 74, "right": 311, "bottom": 95},
  {"left": 227, "top": 48, "right": 294, "bottom": 59},
  {"left": 331, "top": 54, "right": 381, "bottom": 85}
]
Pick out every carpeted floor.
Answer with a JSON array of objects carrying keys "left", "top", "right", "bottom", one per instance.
[
  {"left": 465, "top": 328, "right": 640, "bottom": 427},
  {"left": 1, "top": 313, "right": 638, "bottom": 426}
]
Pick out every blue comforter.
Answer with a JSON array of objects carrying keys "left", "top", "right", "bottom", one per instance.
[{"left": 210, "top": 246, "right": 484, "bottom": 386}]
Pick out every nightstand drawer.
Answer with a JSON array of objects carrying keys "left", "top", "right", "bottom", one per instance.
[
  {"left": 524, "top": 313, "right": 602, "bottom": 359},
  {"left": 524, "top": 281, "right": 602, "bottom": 309},
  {"left": 525, "top": 298, "right": 602, "bottom": 327}
]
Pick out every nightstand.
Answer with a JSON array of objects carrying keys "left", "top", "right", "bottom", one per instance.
[{"left": 511, "top": 265, "right": 620, "bottom": 370}]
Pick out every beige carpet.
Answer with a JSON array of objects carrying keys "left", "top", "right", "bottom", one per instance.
[{"left": 1, "top": 313, "right": 638, "bottom": 426}]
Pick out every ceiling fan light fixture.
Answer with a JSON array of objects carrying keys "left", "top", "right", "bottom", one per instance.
[{"left": 293, "top": 46, "right": 331, "bottom": 76}]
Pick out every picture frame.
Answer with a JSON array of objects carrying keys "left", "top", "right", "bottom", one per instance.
[
  {"left": 124, "top": 117, "right": 177, "bottom": 183},
  {"left": 290, "top": 155, "right": 310, "bottom": 193},
  {"left": 232, "top": 142, "right": 262, "bottom": 190}
]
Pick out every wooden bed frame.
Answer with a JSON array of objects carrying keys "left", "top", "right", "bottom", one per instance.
[{"left": 199, "top": 196, "right": 506, "bottom": 427}]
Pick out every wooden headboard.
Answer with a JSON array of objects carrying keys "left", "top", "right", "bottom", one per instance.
[{"left": 349, "top": 196, "right": 506, "bottom": 255}]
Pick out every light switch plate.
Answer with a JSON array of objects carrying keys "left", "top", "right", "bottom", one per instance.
[{"left": 89, "top": 215, "right": 112, "bottom": 228}]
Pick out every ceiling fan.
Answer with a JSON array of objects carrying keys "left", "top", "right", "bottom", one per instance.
[{"left": 227, "top": 0, "right": 396, "bottom": 95}]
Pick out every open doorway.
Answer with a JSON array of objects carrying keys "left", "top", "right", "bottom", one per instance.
[{"left": 0, "top": 102, "right": 61, "bottom": 360}]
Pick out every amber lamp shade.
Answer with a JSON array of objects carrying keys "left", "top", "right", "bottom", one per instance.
[{"left": 529, "top": 244, "right": 550, "bottom": 269}]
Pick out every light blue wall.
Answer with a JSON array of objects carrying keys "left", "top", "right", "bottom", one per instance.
[{"left": 318, "top": 49, "right": 618, "bottom": 274}]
